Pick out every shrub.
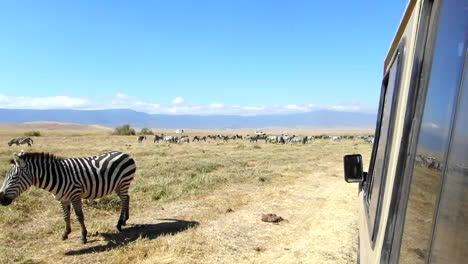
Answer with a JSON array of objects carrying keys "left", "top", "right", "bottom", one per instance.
[
  {"left": 24, "top": 131, "right": 41, "bottom": 137},
  {"left": 113, "top": 124, "right": 136, "bottom": 135},
  {"left": 139, "top": 128, "right": 154, "bottom": 135}
]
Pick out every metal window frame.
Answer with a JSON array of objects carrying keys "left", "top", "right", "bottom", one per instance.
[{"left": 364, "top": 40, "right": 406, "bottom": 248}]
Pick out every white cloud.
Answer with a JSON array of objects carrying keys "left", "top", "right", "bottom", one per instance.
[
  {"left": 0, "top": 93, "right": 375, "bottom": 116},
  {"left": 116, "top": 93, "right": 134, "bottom": 99},
  {"left": 0, "top": 94, "right": 8, "bottom": 102},
  {"left": 242, "top": 106, "right": 265, "bottom": 111},
  {"left": 172, "top": 97, "right": 184, "bottom": 104},
  {"left": 330, "top": 105, "right": 361, "bottom": 111},
  {"left": 0, "top": 94, "right": 90, "bottom": 109},
  {"left": 210, "top": 103, "right": 224, "bottom": 108},
  {"left": 422, "top": 122, "right": 440, "bottom": 129}
]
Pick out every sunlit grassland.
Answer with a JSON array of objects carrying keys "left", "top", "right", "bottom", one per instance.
[{"left": 0, "top": 129, "right": 372, "bottom": 264}]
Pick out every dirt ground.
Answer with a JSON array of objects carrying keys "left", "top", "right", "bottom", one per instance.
[
  {"left": 41, "top": 168, "right": 358, "bottom": 264},
  {"left": 54, "top": 156, "right": 360, "bottom": 264}
]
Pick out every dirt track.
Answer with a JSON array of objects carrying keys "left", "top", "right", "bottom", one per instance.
[{"left": 53, "top": 158, "right": 359, "bottom": 264}]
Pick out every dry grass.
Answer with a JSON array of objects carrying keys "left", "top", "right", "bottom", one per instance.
[{"left": 0, "top": 130, "right": 372, "bottom": 264}]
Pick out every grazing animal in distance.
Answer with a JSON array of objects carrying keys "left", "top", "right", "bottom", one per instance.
[
  {"left": 331, "top": 136, "right": 341, "bottom": 141},
  {"left": 180, "top": 136, "right": 190, "bottom": 143},
  {"left": 265, "top": 135, "right": 279, "bottom": 143},
  {"left": 192, "top": 136, "right": 207, "bottom": 142},
  {"left": 249, "top": 135, "right": 260, "bottom": 143},
  {"left": 278, "top": 136, "right": 286, "bottom": 144},
  {"left": 164, "top": 136, "right": 179, "bottom": 144},
  {"left": 8, "top": 137, "right": 34, "bottom": 147},
  {"left": 290, "top": 136, "right": 307, "bottom": 145},
  {"left": 0, "top": 151, "right": 136, "bottom": 244},
  {"left": 137, "top": 136, "right": 146, "bottom": 143},
  {"left": 153, "top": 134, "right": 164, "bottom": 143}
]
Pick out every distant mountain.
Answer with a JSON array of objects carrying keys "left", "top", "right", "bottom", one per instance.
[
  {"left": 0, "top": 108, "right": 377, "bottom": 129},
  {"left": 0, "top": 121, "right": 111, "bottom": 131}
]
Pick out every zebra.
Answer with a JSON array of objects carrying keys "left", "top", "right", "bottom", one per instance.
[
  {"left": 290, "top": 136, "right": 307, "bottom": 144},
  {"left": 265, "top": 135, "right": 278, "bottom": 143},
  {"left": 164, "top": 136, "right": 178, "bottom": 144},
  {"left": 137, "top": 136, "right": 146, "bottom": 143},
  {"left": 8, "top": 137, "right": 34, "bottom": 147},
  {"left": 153, "top": 134, "right": 164, "bottom": 143},
  {"left": 249, "top": 135, "right": 260, "bottom": 143},
  {"left": 192, "top": 136, "right": 206, "bottom": 142},
  {"left": 0, "top": 151, "right": 136, "bottom": 244}
]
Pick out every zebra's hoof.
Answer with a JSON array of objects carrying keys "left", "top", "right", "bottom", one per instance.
[
  {"left": 81, "top": 237, "right": 87, "bottom": 244},
  {"left": 62, "top": 233, "right": 69, "bottom": 240}
]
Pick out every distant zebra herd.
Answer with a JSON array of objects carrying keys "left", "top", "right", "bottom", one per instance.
[{"left": 137, "top": 133, "right": 375, "bottom": 145}]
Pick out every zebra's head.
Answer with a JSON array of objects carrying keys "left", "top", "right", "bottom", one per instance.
[{"left": 0, "top": 151, "right": 32, "bottom": 206}]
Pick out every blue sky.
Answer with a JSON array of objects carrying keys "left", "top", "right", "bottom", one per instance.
[{"left": 0, "top": 0, "right": 408, "bottom": 115}]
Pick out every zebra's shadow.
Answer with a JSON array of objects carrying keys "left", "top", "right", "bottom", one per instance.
[{"left": 64, "top": 218, "right": 199, "bottom": 256}]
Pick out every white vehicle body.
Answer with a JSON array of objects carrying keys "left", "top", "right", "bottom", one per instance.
[{"left": 344, "top": 1, "right": 467, "bottom": 263}]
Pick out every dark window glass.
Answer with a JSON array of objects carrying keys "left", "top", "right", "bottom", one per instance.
[
  {"left": 364, "top": 52, "right": 400, "bottom": 240},
  {"left": 399, "top": 1, "right": 468, "bottom": 263},
  {"left": 429, "top": 57, "right": 468, "bottom": 264}
]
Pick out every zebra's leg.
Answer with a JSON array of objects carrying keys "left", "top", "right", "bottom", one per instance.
[
  {"left": 71, "top": 197, "right": 87, "bottom": 244},
  {"left": 125, "top": 195, "right": 130, "bottom": 223},
  {"left": 60, "top": 201, "right": 72, "bottom": 240},
  {"left": 116, "top": 189, "right": 130, "bottom": 231}
]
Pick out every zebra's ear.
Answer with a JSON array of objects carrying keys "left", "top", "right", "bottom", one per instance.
[{"left": 14, "top": 153, "right": 27, "bottom": 168}]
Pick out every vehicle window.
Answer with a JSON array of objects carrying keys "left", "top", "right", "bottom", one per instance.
[
  {"left": 364, "top": 51, "right": 401, "bottom": 240},
  {"left": 399, "top": 1, "right": 468, "bottom": 263},
  {"left": 428, "top": 56, "right": 468, "bottom": 263}
]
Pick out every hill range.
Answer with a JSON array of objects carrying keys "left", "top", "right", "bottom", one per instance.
[
  {"left": 0, "top": 109, "right": 377, "bottom": 130},
  {"left": 0, "top": 121, "right": 111, "bottom": 131}
]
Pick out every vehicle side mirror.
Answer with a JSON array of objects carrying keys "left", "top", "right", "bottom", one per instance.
[{"left": 344, "top": 154, "right": 365, "bottom": 183}]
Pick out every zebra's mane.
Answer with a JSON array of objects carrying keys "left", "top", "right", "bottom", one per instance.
[{"left": 20, "top": 152, "right": 64, "bottom": 161}]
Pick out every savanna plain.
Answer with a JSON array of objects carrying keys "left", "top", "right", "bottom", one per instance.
[{"left": 0, "top": 129, "right": 372, "bottom": 264}]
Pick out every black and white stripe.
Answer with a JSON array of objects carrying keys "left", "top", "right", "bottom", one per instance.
[
  {"left": 7, "top": 137, "right": 34, "bottom": 147},
  {"left": 0, "top": 151, "right": 136, "bottom": 243}
]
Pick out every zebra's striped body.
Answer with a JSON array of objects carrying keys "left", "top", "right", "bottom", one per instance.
[
  {"left": 7, "top": 137, "right": 34, "bottom": 147},
  {"left": 0, "top": 151, "right": 136, "bottom": 243}
]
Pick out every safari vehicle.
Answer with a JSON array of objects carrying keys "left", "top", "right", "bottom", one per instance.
[
  {"left": 255, "top": 130, "right": 266, "bottom": 135},
  {"left": 344, "top": 0, "right": 467, "bottom": 263}
]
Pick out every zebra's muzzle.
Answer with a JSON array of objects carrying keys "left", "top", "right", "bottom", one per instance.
[{"left": 0, "top": 192, "right": 12, "bottom": 206}]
